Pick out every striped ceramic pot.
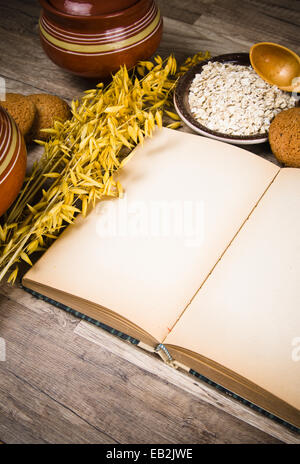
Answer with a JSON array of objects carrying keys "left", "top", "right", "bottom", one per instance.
[
  {"left": 0, "top": 106, "right": 27, "bottom": 217},
  {"left": 39, "top": 0, "right": 163, "bottom": 79}
]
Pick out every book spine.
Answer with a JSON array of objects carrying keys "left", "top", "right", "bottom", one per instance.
[{"left": 155, "top": 343, "right": 178, "bottom": 368}]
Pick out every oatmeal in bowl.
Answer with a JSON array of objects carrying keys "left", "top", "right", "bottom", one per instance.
[{"left": 174, "top": 53, "right": 297, "bottom": 145}]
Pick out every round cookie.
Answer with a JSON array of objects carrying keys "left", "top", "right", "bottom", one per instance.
[
  {"left": 27, "top": 94, "right": 71, "bottom": 141},
  {"left": 269, "top": 107, "right": 300, "bottom": 168},
  {"left": 0, "top": 93, "right": 37, "bottom": 142}
]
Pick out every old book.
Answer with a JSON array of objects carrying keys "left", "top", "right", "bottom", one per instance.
[{"left": 23, "top": 128, "right": 300, "bottom": 428}]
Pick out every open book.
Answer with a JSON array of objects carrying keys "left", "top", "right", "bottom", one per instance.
[{"left": 23, "top": 128, "right": 300, "bottom": 428}]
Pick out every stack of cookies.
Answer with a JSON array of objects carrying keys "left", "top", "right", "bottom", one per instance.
[{"left": 0, "top": 93, "right": 71, "bottom": 143}]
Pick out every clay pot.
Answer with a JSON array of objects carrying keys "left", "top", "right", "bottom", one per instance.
[
  {"left": 0, "top": 106, "right": 27, "bottom": 217},
  {"left": 39, "top": 0, "right": 163, "bottom": 79}
]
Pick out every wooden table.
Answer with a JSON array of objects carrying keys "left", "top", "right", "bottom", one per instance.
[{"left": 0, "top": 0, "right": 299, "bottom": 444}]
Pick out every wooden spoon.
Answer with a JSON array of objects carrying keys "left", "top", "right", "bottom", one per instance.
[{"left": 250, "top": 42, "right": 300, "bottom": 92}]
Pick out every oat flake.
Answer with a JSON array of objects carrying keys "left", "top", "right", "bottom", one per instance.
[{"left": 188, "top": 62, "right": 296, "bottom": 136}]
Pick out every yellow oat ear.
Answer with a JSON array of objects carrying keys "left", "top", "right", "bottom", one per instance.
[
  {"left": 0, "top": 51, "right": 210, "bottom": 282},
  {"left": 7, "top": 267, "right": 18, "bottom": 285},
  {"left": 155, "top": 111, "right": 163, "bottom": 128},
  {"left": 164, "top": 110, "right": 181, "bottom": 121},
  {"left": 166, "top": 122, "right": 182, "bottom": 130}
]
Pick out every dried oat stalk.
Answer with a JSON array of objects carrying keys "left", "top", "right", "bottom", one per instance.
[{"left": 0, "top": 51, "right": 210, "bottom": 283}]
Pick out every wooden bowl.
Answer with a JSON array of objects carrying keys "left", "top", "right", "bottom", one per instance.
[
  {"left": 39, "top": 0, "right": 163, "bottom": 79},
  {"left": 0, "top": 106, "right": 27, "bottom": 217}
]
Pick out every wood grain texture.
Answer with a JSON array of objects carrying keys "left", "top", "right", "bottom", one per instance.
[
  {"left": 0, "top": 0, "right": 299, "bottom": 444},
  {"left": 0, "top": 289, "right": 284, "bottom": 444},
  {"left": 74, "top": 322, "right": 300, "bottom": 444},
  {"left": 0, "top": 0, "right": 91, "bottom": 100},
  {"left": 0, "top": 369, "right": 115, "bottom": 444},
  {"left": 157, "top": 0, "right": 300, "bottom": 59}
]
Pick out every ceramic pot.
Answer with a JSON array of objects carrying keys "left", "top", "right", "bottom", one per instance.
[
  {"left": 39, "top": 0, "right": 163, "bottom": 78},
  {"left": 0, "top": 106, "right": 27, "bottom": 217}
]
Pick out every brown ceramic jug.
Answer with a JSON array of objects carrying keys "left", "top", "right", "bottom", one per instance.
[
  {"left": 39, "top": 0, "right": 163, "bottom": 78},
  {"left": 0, "top": 106, "right": 27, "bottom": 217}
]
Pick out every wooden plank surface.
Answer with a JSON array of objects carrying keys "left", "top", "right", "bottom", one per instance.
[
  {"left": 1, "top": 282, "right": 300, "bottom": 443},
  {"left": 0, "top": 287, "right": 286, "bottom": 444},
  {"left": 0, "top": 0, "right": 300, "bottom": 444}
]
